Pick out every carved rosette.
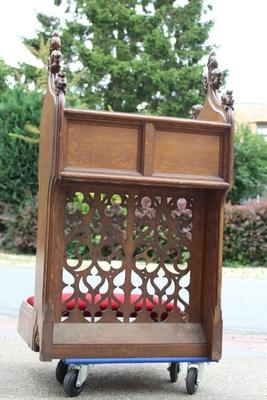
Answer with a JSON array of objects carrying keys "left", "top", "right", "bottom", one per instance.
[
  {"left": 48, "top": 30, "right": 67, "bottom": 95},
  {"left": 221, "top": 90, "right": 234, "bottom": 111},
  {"left": 191, "top": 104, "right": 203, "bottom": 119}
]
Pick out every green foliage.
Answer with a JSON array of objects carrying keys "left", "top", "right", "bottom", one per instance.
[
  {"left": 0, "top": 193, "right": 38, "bottom": 253},
  {"left": 23, "top": 36, "right": 51, "bottom": 91},
  {"left": 228, "top": 125, "right": 267, "bottom": 204},
  {"left": 224, "top": 200, "right": 267, "bottom": 266},
  {"left": 0, "top": 58, "right": 41, "bottom": 252},
  {"left": 9, "top": 124, "right": 40, "bottom": 145},
  {"left": 27, "top": 0, "right": 213, "bottom": 117},
  {"left": 0, "top": 59, "right": 17, "bottom": 91},
  {"left": 0, "top": 82, "right": 41, "bottom": 205}
]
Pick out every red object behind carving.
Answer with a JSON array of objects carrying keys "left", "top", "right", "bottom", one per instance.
[{"left": 27, "top": 293, "right": 180, "bottom": 313}]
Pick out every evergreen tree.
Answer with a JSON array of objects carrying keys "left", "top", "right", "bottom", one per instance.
[
  {"left": 25, "top": 0, "right": 213, "bottom": 116},
  {"left": 0, "top": 59, "right": 41, "bottom": 205},
  {"left": 228, "top": 125, "right": 267, "bottom": 204}
]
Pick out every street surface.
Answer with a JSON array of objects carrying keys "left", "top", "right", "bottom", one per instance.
[
  {"left": 0, "top": 263, "right": 266, "bottom": 399},
  {"left": 0, "top": 265, "right": 266, "bottom": 334}
]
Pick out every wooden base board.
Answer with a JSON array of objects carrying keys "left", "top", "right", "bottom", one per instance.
[
  {"left": 52, "top": 343, "right": 208, "bottom": 359},
  {"left": 52, "top": 322, "right": 207, "bottom": 359},
  {"left": 53, "top": 322, "right": 205, "bottom": 345}
]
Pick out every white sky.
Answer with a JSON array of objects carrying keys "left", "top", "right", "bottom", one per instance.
[{"left": 0, "top": 0, "right": 266, "bottom": 104}]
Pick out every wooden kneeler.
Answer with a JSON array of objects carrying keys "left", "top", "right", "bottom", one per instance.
[{"left": 18, "top": 31, "right": 234, "bottom": 396}]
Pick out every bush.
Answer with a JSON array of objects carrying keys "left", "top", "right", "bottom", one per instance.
[
  {"left": 2, "top": 192, "right": 266, "bottom": 267},
  {"left": 228, "top": 125, "right": 267, "bottom": 204},
  {"left": 0, "top": 86, "right": 40, "bottom": 206},
  {"left": 0, "top": 193, "right": 38, "bottom": 253},
  {"left": 223, "top": 200, "right": 267, "bottom": 266}
]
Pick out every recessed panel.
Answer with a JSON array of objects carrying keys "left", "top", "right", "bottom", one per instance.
[
  {"left": 65, "top": 123, "right": 140, "bottom": 172},
  {"left": 154, "top": 131, "right": 221, "bottom": 177}
]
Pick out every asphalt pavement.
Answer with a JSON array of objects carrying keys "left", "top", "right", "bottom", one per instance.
[
  {"left": 0, "top": 264, "right": 267, "bottom": 399},
  {"left": 0, "top": 320, "right": 266, "bottom": 400},
  {"left": 1, "top": 265, "right": 267, "bottom": 334}
]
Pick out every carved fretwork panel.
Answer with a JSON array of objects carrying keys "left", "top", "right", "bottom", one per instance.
[{"left": 60, "top": 186, "right": 201, "bottom": 324}]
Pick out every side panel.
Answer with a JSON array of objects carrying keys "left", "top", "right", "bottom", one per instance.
[
  {"left": 34, "top": 87, "right": 57, "bottom": 358},
  {"left": 33, "top": 85, "right": 64, "bottom": 361},
  {"left": 201, "top": 190, "right": 226, "bottom": 360}
]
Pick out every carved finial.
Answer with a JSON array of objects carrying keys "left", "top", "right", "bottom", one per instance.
[
  {"left": 191, "top": 104, "right": 203, "bottom": 119},
  {"left": 48, "top": 30, "right": 67, "bottom": 95},
  {"left": 203, "top": 52, "right": 223, "bottom": 93},
  {"left": 221, "top": 90, "right": 234, "bottom": 111},
  {"left": 194, "top": 52, "right": 234, "bottom": 123}
]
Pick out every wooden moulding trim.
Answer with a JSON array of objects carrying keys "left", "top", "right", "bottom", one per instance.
[
  {"left": 64, "top": 108, "right": 231, "bottom": 129},
  {"left": 59, "top": 170, "right": 230, "bottom": 189},
  {"left": 52, "top": 344, "right": 208, "bottom": 359}
]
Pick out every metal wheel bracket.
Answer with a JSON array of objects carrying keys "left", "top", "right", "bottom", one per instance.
[
  {"left": 187, "top": 362, "right": 204, "bottom": 384},
  {"left": 69, "top": 364, "right": 89, "bottom": 387}
]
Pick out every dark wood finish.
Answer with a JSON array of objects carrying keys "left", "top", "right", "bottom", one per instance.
[
  {"left": 53, "top": 323, "right": 205, "bottom": 345},
  {"left": 61, "top": 109, "right": 231, "bottom": 184},
  {"left": 65, "top": 122, "right": 142, "bottom": 173},
  {"left": 18, "top": 34, "right": 234, "bottom": 364},
  {"left": 60, "top": 171, "right": 229, "bottom": 189},
  {"left": 17, "top": 301, "right": 39, "bottom": 351},
  {"left": 58, "top": 185, "right": 202, "bottom": 325},
  {"left": 52, "top": 343, "right": 208, "bottom": 359}
]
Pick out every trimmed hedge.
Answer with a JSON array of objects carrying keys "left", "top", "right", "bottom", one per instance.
[
  {"left": 0, "top": 194, "right": 38, "bottom": 254},
  {"left": 1, "top": 195, "right": 266, "bottom": 266},
  {"left": 223, "top": 200, "right": 267, "bottom": 266}
]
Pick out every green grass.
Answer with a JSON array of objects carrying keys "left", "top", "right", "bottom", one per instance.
[
  {"left": 0, "top": 252, "right": 266, "bottom": 278},
  {"left": 0, "top": 252, "right": 35, "bottom": 267}
]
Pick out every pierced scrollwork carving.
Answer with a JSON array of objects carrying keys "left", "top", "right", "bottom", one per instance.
[
  {"left": 191, "top": 104, "right": 203, "bottom": 119},
  {"left": 203, "top": 52, "right": 223, "bottom": 93},
  {"left": 61, "top": 187, "right": 194, "bottom": 324},
  {"left": 221, "top": 90, "right": 234, "bottom": 111},
  {"left": 48, "top": 30, "right": 67, "bottom": 95}
]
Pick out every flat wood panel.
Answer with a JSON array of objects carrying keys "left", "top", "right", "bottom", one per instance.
[
  {"left": 17, "top": 301, "right": 37, "bottom": 351},
  {"left": 53, "top": 323, "right": 206, "bottom": 345},
  {"left": 154, "top": 131, "right": 221, "bottom": 177},
  {"left": 52, "top": 343, "right": 207, "bottom": 359},
  {"left": 65, "top": 123, "right": 139, "bottom": 172}
]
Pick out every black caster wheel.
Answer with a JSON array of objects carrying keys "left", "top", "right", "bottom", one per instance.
[
  {"left": 63, "top": 369, "right": 84, "bottom": 397},
  {"left": 56, "top": 360, "right": 68, "bottom": 384},
  {"left": 186, "top": 367, "right": 199, "bottom": 395},
  {"left": 168, "top": 363, "right": 180, "bottom": 382}
]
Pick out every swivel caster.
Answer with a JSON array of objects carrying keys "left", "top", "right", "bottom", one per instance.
[
  {"left": 168, "top": 362, "right": 180, "bottom": 382},
  {"left": 56, "top": 360, "right": 68, "bottom": 384},
  {"left": 186, "top": 366, "right": 199, "bottom": 395},
  {"left": 63, "top": 365, "right": 88, "bottom": 397},
  {"left": 63, "top": 370, "right": 84, "bottom": 397}
]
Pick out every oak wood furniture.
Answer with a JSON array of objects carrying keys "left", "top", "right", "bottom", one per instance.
[{"left": 18, "top": 31, "right": 234, "bottom": 395}]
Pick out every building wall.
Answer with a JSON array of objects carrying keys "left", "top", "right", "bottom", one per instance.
[{"left": 235, "top": 104, "right": 267, "bottom": 139}]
